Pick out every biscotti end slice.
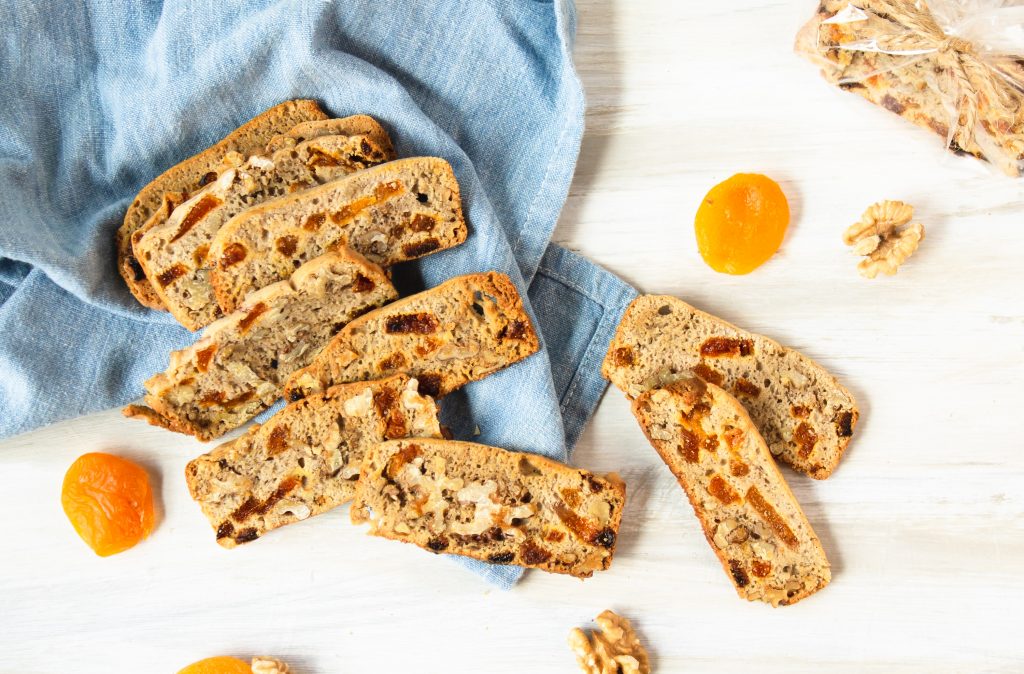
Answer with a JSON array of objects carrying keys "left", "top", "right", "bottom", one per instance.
[
  {"left": 185, "top": 374, "right": 442, "bottom": 548},
  {"left": 351, "top": 439, "right": 626, "bottom": 578},
  {"left": 283, "top": 271, "right": 539, "bottom": 402},
  {"left": 633, "top": 378, "right": 830, "bottom": 606},
  {"left": 208, "top": 156, "right": 468, "bottom": 314},
  {"left": 117, "top": 99, "right": 328, "bottom": 308},
  {"left": 133, "top": 132, "right": 394, "bottom": 331},
  {"left": 125, "top": 248, "right": 396, "bottom": 441},
  {"left": 603, "top": 295, "right": 858, "bottom": 479}
]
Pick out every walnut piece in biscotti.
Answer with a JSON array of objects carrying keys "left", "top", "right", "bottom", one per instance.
[
  {"left": 568, "top": 610, "right": 650, "bottom": 674},
  {"left": 843, "top": 200, "right": 925, "bottom": 279}
]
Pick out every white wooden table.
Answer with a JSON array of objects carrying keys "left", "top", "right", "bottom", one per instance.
[{"left": 2, "top": 2, "right": 1023, "bottom": 672}]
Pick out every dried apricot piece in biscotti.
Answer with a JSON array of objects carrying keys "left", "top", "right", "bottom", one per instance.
[
  {"left": 695, "top": 173, "right": 790, "bottom": 274},
  {"left": 177, "top": 657, "right": 253, "bottom": 674},
  {"left": 61, "top": 452, "right": 155, "bottom": 557}
]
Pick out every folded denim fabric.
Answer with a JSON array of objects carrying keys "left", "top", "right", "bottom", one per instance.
[{"left": 0, "top": 0, "right": 638, "bottom": 586}]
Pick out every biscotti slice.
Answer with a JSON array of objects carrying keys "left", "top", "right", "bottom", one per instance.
[
  {"left": 283, "top": 271, "right": 538, "bottom": 401},
  {"left": 117, "top": 100, "right": 328, "bottom": 308},
  {"left": 186, "top": 374, "right": 442, "bottom": 548},
  {"left": 134, "top": 133, "right": 394, "bottom": 330},
  {"left": 602, "top": 295, "right": 857, "bottom": 479},
  {"left": 264, "top": 115, "right": 394, "bottom": 156},
  {"left": 124, "top": 248, "right": 396, "bottom": 440},
  {"left": 632, "top": 378, "right": 830, "bottom": 606},
  {"left": 208, "top": 157, "right": 468, "bottom": 314},
  {"left": 351, "top": 439, "right": 626, "bottom": 578}
]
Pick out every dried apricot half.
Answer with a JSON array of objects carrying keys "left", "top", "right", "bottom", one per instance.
[
  {"left": 177, "top": 656, "right": 253, "bottom": 674},
  {"left": 61, "top": 452, "right": 155, "bottom": 557},
  {"left": 695, "top": 173, "right": 790, "bottom": 274}
]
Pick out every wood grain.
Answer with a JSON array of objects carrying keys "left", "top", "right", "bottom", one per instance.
[{"left": 1, "top": 1, "right": 1023, "bottom": 672}]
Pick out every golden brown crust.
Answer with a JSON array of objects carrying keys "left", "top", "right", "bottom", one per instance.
[
  {"left": 129, "top": 191, "right": 189, "bottom": 256},
  {"left": 126, "top": 116, "right": 394, "bottom": 269},
  {"left": 117, "top": 100, "right": 329, "bottom": 308}
]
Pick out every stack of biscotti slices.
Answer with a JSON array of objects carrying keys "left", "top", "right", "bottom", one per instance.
[
  {"left": 118, "top": 100, "right": 330, "bottom": 309},
  {"left": 126, "top": 269, "right": 540, "bottom": 441},
  {"left": 180, "top": 271, "right": 626, "bottom": 577},
  {"left": 133, "top": 123, "right": 395, "bottom": 330},
  {"left": 186, "top": 398, "right": 627, "bottom": 578},
  {"left": 124, "top": 248, "right": 397, "bottom": 440},
  {"left": 207, "top": 156, "right": 467, "bottom": 314},
  {"left": 602, "top": 295, "right": 859, "bottom": 605},
  {"left": 122, "top": 102, "right": 468, "bottom": 440},
  {"left": 124, "top": 102, "right": 625, "bottom": 579},
  {"left": 119, "top": 101, "right": 467, "bottom": 329}
]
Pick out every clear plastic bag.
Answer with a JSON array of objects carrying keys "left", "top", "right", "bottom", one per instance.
[{"left": 796, "top": 0, "right": 1024, "bottom": 177}]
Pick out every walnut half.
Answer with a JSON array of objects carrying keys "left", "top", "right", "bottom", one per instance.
[
  {"left": 568, "top": 610, "right": 651, "bottom": 674},
  {"left": 843, "top": 200, "right": 925, "bottom": 279},
  {"left": 250, "top": 657, "right": 290, "bottom": 674}
]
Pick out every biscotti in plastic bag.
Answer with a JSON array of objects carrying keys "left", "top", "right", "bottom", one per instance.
[{"left": 796, "top": 0, "right": 1024, "bottom": 177}]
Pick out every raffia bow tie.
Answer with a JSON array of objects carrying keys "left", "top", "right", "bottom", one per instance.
[{"left": 857, "top": 0, "right": 1022, "bottom": 151}]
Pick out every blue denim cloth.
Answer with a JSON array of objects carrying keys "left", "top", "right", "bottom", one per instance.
[{"left": 0, "top": 0, "right": 637, "bottom": 587}]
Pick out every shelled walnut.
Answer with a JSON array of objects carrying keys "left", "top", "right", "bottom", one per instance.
[
  {"left": 843, "top": 200, "right": 925, "bottom": 279},
  {"left": 250, "top": 657, "right": 290, "bottom": 674},
  {"left": 568, "top": 610, "right": 651, "bottom": 674}
]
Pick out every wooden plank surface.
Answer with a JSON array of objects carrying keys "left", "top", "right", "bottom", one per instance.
[{"left": 2, "top": 1, "right": 1022, "bottom": 672}]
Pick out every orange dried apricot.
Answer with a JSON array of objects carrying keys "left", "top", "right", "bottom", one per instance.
[
  {"left": 694, "top": 173, "right": 790, "bottom": 274},
  {"left": 61, "top": 452, "right": 155, "bottom": 557},
  {"left": 177, "top": 657, "right": 253, "bottom": 674}
]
